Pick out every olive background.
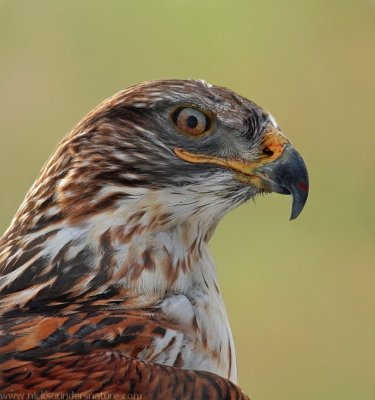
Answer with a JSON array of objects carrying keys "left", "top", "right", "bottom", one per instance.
[{"left": 0, "top": 1, "right": 374, "bottom": 399}]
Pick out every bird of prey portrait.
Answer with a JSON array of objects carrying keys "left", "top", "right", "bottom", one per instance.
[{"left": 0, "top": 80, "right": 308, "bottom": 399}]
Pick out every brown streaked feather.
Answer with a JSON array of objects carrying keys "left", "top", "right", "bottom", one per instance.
[
  {"left": 0, "top": 308, "right": 249, "bottom": 399},
  {"left": 0, "top": 351, "right": 248, "bottom": 399}
]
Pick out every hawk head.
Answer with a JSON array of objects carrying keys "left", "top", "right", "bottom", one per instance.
[{"left": 52, "top": 79, "right": 307, "bottom": 223}]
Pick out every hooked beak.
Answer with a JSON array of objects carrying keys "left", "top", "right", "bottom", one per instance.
[
  {"left": 174, "top": 126, "right": 309, "bottom": 220},
  {"left": 251, "top": 143, "right": 309, "bottom": 220}
]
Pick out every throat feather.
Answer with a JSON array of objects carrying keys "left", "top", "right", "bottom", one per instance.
[
  {"left": 0, "top": 213, "right": 214, "bottom": 309},
  {"left": 0, "top": 179, "right": 243, "bottom": 309}
]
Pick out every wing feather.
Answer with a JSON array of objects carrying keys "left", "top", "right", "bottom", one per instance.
[
  {"left": 0, "top": 312, "right": 249, "bottom": 399},
  {"left": 0, "top": 350, "right": 248, "bottom": 399}
]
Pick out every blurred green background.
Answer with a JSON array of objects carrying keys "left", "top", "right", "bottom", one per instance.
[{"left": 0, "top": 1, "right": 374, "bottom": 399}]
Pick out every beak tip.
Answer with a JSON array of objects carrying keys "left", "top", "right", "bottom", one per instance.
[
  {"left": 289, "top": 184, "right": 309, "bottom": 221},
  {"left": 289, "top": 208, "right": 304, "bottom": 221},
  {"left": 289, "top": 208, "right": 300, "bottom": 221}
]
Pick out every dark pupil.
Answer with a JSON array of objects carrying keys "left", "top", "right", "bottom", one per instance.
[{"left": 186, "top": 115, "right": 198, "bottom": 128}]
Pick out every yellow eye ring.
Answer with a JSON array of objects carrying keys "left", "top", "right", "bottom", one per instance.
[{"left": 171, "top": 107, "right": 211, "bottom": 136}]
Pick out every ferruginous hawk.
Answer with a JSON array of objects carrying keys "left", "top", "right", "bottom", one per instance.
[{"left": 0, "top": 80, "right": 308, "bottom": 399}]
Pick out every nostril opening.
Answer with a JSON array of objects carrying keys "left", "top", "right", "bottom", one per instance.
[{"left": 263, "top": 147, "right": 274, "bottom": 156}]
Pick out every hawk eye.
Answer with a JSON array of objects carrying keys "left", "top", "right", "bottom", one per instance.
[{"left": 172, "top": 107, "right": 210, "bottom": 136}]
